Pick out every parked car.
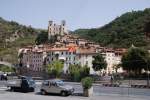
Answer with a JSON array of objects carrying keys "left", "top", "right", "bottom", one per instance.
[
  {"left": 0, "top": 74, "right": 7, "bottom": 80},
  {"left": 40, "top": 79, "right": 74, "bottom": 96},
  {"left": 7, "top": 76, "right": 35, "bottom": 92}
]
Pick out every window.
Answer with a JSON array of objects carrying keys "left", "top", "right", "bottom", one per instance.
[
  {"left": 79, "top": 55, "right": 81, "bottom": 59},
  {"left": 86, "top": 55, "right": 88, "bottom": 58},
  {"left": 66, "top": 51, "right": 68, "bottom": 55},
  {"left": 86, "top": 61, "right": 88, "bottom": 65},
  {"left": 74, "top": 57, "right": 75, "bottom": 61},
  {"left": 43, "top": 81, "right": 49, "bottom": 86},
  {"left": 69, "top": 52, "right": 71, "bottom": 55},
  {"left": 47, "top": 59, "right": 49, "bottom": 61},
  {"left": 61, "top": 52, "right": 63, "bottom": 55},
  {"left": 50, "top": 82, "right": 57, "bottom": 86},
  {"left": 73, "top": 52, "right": 76, "bottom": 54}
]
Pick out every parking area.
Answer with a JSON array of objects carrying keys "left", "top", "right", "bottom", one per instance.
[
  {"left": 0, "top": 90, "right": 150, "bottom": 100},
  {"left": 0, "top": 81, "right": 150, "bottom": 97}
]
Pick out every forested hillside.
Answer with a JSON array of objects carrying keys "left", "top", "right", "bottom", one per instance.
[
  {"left": 0, "top": 17, "right": 41, "bottom": 63},
  {"left": 75, "top": 8, "right": 150, "bottom": 48}
]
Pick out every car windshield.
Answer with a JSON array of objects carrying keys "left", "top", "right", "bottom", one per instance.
[
  {"left": 56, "top": 80, "right": 64, "bottom": 86},
  {"left": 26, "top": 77, "right": 35, "bottom": 84}
]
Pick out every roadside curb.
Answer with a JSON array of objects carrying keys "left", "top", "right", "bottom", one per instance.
[
  {"left": 102, "top": 83, "right": 119, "bottom": 87},
  {"left": 131, "top": 85, "right": 150, "bottom": 89}
]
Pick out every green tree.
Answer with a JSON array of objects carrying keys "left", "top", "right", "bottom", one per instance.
[
  {"left": 75, "top": 8, "right": 150, "bottom": 48},
  {"left": 69, "top": 64, "right": 81, "bottom": 82},
  {"left": 112, "top": 63, "right": 121, "bottom": 73},
  {"left": 82, "top": 77, "right": 93, "bottom": 89},
  {"left": 80, "top": 65, "right": 90, "bottom": 78},
  {"left": 48, "top": 35, "right": 58, "bottom": 44},
  {"left": 47, "top": 60, "right": 64, "bottom": 78},
  {"left": 35, "top": 31, "right": 48, "bottom": 45},
  {"left": 0, "top": 65, "right": 15, "bottom": 72},
  {"left": 144, "top": 21, "right": 150, "bottom": 38},
  {"left": 68, "top": 64, "right": 90, "bottom": 82},
  {"left": 121, "top": 47, "right": 150, "bottom": 75},
  {"left": 92, "top": 54, "right": 107, "bottom": 72}
]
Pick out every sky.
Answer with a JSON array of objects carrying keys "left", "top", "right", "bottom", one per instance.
[{"left": 0, "top": 0, "right": 150, "bottom": 31}]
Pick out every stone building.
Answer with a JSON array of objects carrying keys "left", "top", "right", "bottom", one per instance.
[
  {"left": 18, "top": 47, "right": 45, "bottom": 76},
  {"left": 44, "top": 47, "right": 76, "bottom": 73},
  {"left": 76, "top": 48, "right": 97, "bottom": 74},
  {"left": 18, "top": 34, "right": 127, "bottom": 76},
  {"left": 48, "top": 20, "right": 68, "bottom": 39}
]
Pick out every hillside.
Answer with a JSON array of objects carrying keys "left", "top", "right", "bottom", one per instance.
[
  {"left": 0, "top": 17, "right": 41, "bottom": 64},
  {"left": 75, "top": 8, "right": 150, "bottom": 49}
]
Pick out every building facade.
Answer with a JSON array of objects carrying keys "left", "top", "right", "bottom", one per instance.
[
  {"left": 45, "top": 47, "right": 76, "bottom": 73},
  {"left": 76, "top": 49, "right": 96, "bottom": 74},
  {"left": 19, "top": 34, "right": 127, "bottom": 76},
  {"left": 101, "top": 48, "right": 125, "bottom": 74}
]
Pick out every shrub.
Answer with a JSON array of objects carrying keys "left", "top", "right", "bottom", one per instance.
[
  {"left": 69, "top": 64, "right": 90, "bottom": 82},
  {"left": 82, "top": 77, "right": 93, "bottom": 89},
  {"left": 47, "top": 60, "right": 63, "bottom": 78},
  {"left": 80, "top": 65, "right": 90, "bottom": 78},
  {"left": 73, "top": 71, "right": 81, "bottom": 82}
]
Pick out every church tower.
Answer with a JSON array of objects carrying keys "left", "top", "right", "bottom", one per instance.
[{"left": 48, "top": 20, "right": 67, "bottom": 40}]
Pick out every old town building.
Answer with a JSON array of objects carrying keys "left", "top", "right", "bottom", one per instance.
[{"left": 48, "top": 20, "right": 68, "bottom": 39}]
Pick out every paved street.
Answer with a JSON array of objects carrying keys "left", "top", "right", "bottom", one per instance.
[
  {"left": 0, "top": 90, "right": 150, "bottom": 100},
  {"left": 1, "top": 80, "right": 150, "bottom": 100},
  {"left": 58, "top": 82, "right": 150, "bottom": 97},
  {"left": 1, "top": 81, "right": 150, "bottom": 96}
]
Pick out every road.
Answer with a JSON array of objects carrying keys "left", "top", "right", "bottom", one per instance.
[
  {"left": 0, "top": 92, "right": 150, "bottom": 100},
  {"left": 0, "top": 81, "right": 150, "bottom": 97},
  {"left": 27, "top": 81, "right": 150, "bottom": 96},
  {"left": 66, "top": 82, "right": 150, "bottom": 97}
]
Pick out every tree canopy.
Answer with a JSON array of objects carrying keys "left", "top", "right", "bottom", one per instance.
[
  {"left": 69, "top": 64, "right": 90, "bottom": 82},
  {"left": 35, "top": 31, "right": 48, "bottom": 45},
  {"left": 47, "top": 60, "right": 64, "bottom": 78},
  {"left": 0, "top": 17, "right": 43, "bottom": 63},
  {"left": 92, "top": 54, "right": 107, "bottom": 71},
  {"left": 121, "top": 47, "right": 150, "bottom": 75},
  {"left": 0, "top": 64, "right": 15, "bottom": 72},
  {"left": 75, "top": 8, "right": 150, "bottom": 48}
]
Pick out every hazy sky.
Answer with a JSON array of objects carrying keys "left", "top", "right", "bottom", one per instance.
[{"left": 0, "top": 0, "right": 150, "bottom": 30}]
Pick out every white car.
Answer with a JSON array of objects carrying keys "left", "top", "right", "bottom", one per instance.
[{"left": 40, "top": 79, "right": 74, "bottom": 96}]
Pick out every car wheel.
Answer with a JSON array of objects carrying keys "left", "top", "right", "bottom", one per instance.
[
  {"left": 61, "top": 91, "right": 67, "bottom": 96},
  {"left": 30, "top": 87, "right": 34, "bottom": 92},
  {"left": 10, "top": 87, "right": 14, "bottom": 92},
  {"left": 41, "top": 90, "right": 46, "bottom": 95}
]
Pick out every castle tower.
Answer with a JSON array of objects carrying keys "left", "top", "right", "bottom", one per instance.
[
  {"left": 48, "top": 20, "right": 67, "bottom": 40},
  {"left": 48, "top": 20, "right": 53, "bottom": 40},
  {"left": 60, "top": 20, "right": 66, "bottom": 35}
]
